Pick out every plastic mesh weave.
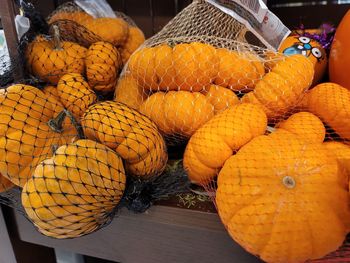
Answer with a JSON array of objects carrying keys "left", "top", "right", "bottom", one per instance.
[{"left": 115, "top": 0, "right": 303, "bottom": 145}]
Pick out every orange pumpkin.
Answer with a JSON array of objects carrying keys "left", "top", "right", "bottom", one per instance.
[
  {"left": 81, "top": 101, "right": 167, "bottom": 178},
  {"left": 275, "top": 111, "right": 325, "bottom": 143},
  {"left": 302, "top": 82, "right": 350, "bottom": 140},
  {"left": 0, "top": 85, "right": 77, "bottom": 186},
  {"left": 83, "top": 18, "right": 129, "bottom": 46},
  {"left": 216, "top": 131, "right": 350, "bottom": 263},
  {"left": 114, "top": 75, "right": 147, "bottom": 110},
  {"left": 278, "top": 35, "right": 327, "bottom": 85},
  {"left": 329, "top": 10, "right": 350, "bottom": 90},
  {"left": 324, "top": 141, "right": 350, "bottom": 176},
  {"left": 214, "top": 49, "right": 265, "bottom": 91},
  {"left": 48, "top": 10, "right": 94, "bottom": 25},
  {"left": 121, "top": 27, "right": 145, "bottom": 64},
  {"left": 183, "top": 103, "right": 267, "bottom": 184},
  {"left": 26, "top": 26, "right": 87, "bottom": 84},
  {"left": 85, "top": 41, "right": 122, "bottom": 93},
  {"left": 21, "top": 139, "right": 126, "bottom": 239},
  {"left": 139, "top": 91, "right": 214, "bottom": 139},
  {"left": 57, "top": 73, "right": 97, "bottom": 120},
  {"left": 128, "top": 42, "right": 218, "bottom": 92},
  {"left": 242, "top": 54, "right": 314, "bottom": 120},
  {"left": 204, "top": 85, "right": 240, "bottom": 114}
]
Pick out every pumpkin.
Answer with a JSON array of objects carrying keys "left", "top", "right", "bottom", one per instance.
[
  {"left": 0, "top": 85, "right": 77, "bottom": 186},
  {"left": 275, "top": 111, "right": 326, "bottom": 143},
  {"left": 302, "top": 82, "right": 350, "bottom": 140},
  {"left": 329, "top": 10, "right": 350, "bottom": 90},
  {"left": 204, "top": 85, "right": 240, "bottom": 114},
  {"left": 278, "top": 35, "right": 327, "bottom": 85},
  {"left": 57, "top": 73, "right": 97, "bottom": 120},
  {"left": 81, "top": 101, "right": 167, "bottom": 178},
  {"left": 26, "top": 26, "right": 87, "bottom": 84},
  {"left": 85, "top": 41, "right": 122, "bottom": 93},
  {"left": 43, "top": 85, "right": 59, "bottom": 98},
  {"left": 324, "top": 141, "right": 350, "bottom": 175},
  {"left": 21, "top": 139, "right": 126, "bottom": 239},
  {"left": 0, "top": 173, "right": 14, "bottom": 193},
  {"left": 242, "top": 54, "right": 314, "bottom": 120},
  {"left": 216, "top": 131, "right": 350, "bottom": 263},
  {"left": 214, "top": 49, "right": 265, "bottom": 91},
  {"left": 128, "top": 42, "right": 218, "bottom": 92},
  {"left": 83, "top": 18, "right": 129, "bottom": 46},
  {"left": 43, "top": 85, "right": 78, "bottom": 145},
  {"left": 48, "top": 10, "right": 94, "bottom": 25},
  {"left": 114, "top": 75, "right": 147, "bottom": 110},
  {"left": 121, "top": 26, "right": 145, "bottom": 64},
  {"left": 139, "top": 91, "right": 214, "bottom": 139},
  {"left": 183, "top": 103, "right": 267, "bottom": 184}
]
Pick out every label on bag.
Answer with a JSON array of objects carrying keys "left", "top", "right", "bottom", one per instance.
[
  {"left": 235, "top": 0, "right": 268, "bottom": 23},
  {"left": 206, "top": 0, "right": 290, "bottom": 50},
  {"left": 74, "top": 0, "right": 116, "bottom": 18},
  {"left": 0, "top": 30, "right": 10, "bottom": 75}
]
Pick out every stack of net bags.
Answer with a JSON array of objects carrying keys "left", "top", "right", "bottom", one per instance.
[
  {"left": 115, "top": 1, "right": 350, "bottom": 262},
  {"left": 0, "top": 1, "right": 170, "bottom": 239}
]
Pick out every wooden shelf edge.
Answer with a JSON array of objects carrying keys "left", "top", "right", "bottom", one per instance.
[{"left": 11, "top": 205, "right": 261, "bottom": 263}]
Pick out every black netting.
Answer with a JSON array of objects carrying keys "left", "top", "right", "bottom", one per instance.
[{"left": 21, "top": 139, "right": 126, "bottom": 239}]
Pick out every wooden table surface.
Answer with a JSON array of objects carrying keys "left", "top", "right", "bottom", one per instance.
[{"left": 7, "top": 204, "right": 261, "bottom": 263}]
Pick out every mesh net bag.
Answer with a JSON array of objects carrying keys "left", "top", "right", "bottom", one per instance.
[
  {"left": 115, "top": 0, "right": 292, "bottom": 145},
  {"left": 0, "top": 1, "right": 189, "bottom": 239},
  {"left": 182, "top": 83, "right": 350, "bottom": 263},
  {"left": 120, "top": 0, "right": 350, "bottom": 261},
  {"left": 23, "top": 0, "right": 145, "bottom": 96},
  {"left": 0, "top": 81, "right": 188, "bottom": 239},
  {"left": 46, "top": 1, "right": 145, "bottom": 63}
]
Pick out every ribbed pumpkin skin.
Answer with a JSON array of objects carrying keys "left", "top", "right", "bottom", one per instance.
[
  {"left": 85, "top": 42, "right": 122, "bottom": 92},
  {"left": 324, "top": 141, "right": 350, "bottom": 175},
  {"left": 242, "top": 54, "right": 314, "bottom": 120},
  {"left": 83, "top": 18, "right": 129, "bottom": 46},
  {"left": 216, "top": 132, "right": 350, "bottom": 263},
  {"left": 183, "top": 103, "right": 267, "bottom": 184},
  {"left": 26, "top": 35, "right": 87, "bottom": 84},
  {"left": 214, "top": 49, "right": 265, "bottom": 91},
  {"left": 139, "top": 91, "right": 214, "bottom": 139},
  {"left": 128, "top": 42, "right": 218, "bottom": 92},
  {"left": 48, "top": 11, "right": 94, "bottom": 25},
  {"left": 81, "top": 101, "right": 167, "bottom": 178},
  {"left": 302, "top": 82, "right": 350, "bottom": 140},
  {"left": 114, "top": 75, "right": 147, "bottom": 110},
  {"left": 204, "top": 85, "right": 240, "bottom": 114},
  {"left": 21, "top": 139, "right": 126, "bottom": 239},
  {"left": 121, "top": 27, "right": 145, "bottom": 64},
  {"left": 276, "top": 112, "right": 325, "bottom": 143},
  {"left": 0, "top": 85, "right": 76, "bottom": 187},
  {"left": 57, "top": 73, "right": 97, "bottom": 120}
]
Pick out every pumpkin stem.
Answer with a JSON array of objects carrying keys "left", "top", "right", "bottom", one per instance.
[
  {"left": 47, "top": 110, "right": 67, "bottom": 133},
  {"left": 52, "top": 25, "right": 62, "bottom": 50},
  {"left": 282, "top": 176, "right": 296, "bottom": 189},
  {"left": 63, "top": 109, "right": 85, "bottom": 140},
  {"left": 47, "top": 110, "right": 85, "bottom": 139}
]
